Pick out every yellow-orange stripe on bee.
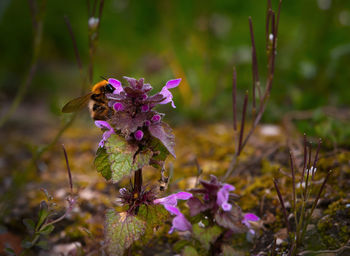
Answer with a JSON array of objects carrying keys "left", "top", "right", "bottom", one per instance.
[{"left": 91, "top": 80, "right": 109, "bottom": 93}]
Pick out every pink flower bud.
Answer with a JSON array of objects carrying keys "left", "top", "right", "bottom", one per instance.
[
  {"left": 151, "top": 114, "right": 161, "bottom": 122},
  {"left": 134, "top": 130, "right": 144, "bottom": 141},
  {"left": 113, "top": 102, "right": 124, "bottom": 111}
]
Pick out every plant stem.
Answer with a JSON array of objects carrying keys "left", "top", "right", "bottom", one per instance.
[{"left": 133, "top": 168, "right": 143, "bottom": 214}]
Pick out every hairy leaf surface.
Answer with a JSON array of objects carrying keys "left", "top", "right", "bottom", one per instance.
[
  {"left": 148, "top": 122, "right": 175, "bottom": 158},
  {"left": 105, "top": 134, "right": 138, "bottom": 183},
  {"left": 94, "top": 147, "right": 112, "bottom": 181},
  {"left": 138, "top": 204, "right": 169, "bottom": 239},
  {"left": 105, "top": 209, "right": 146, "bottom": 256}
]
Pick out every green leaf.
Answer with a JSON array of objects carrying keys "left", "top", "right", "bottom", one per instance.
[
  {"left": 149, "top": 122, "right": 175, "bottom": 157},
  {"left": 40, "top": 224, "right": 54, "bottom": 235},
  {"left": 173, "top": 240, "right": 191, "bottom": 252},
  {"left": 192, "top": 224, "right": 222, "bottom": 250},
  {"left": 105, "top": 209, "right": 146, "bottom": 256},
  {"left": 36, "top": 201, "right": 49, "bottom": 229},
  {"left": 36, "top": 240, "right": 49, "bottom": 250},
  {"left": 182, "top": 246, "right": 199, "bottom": 256},
  {"left": 105, "top": 134, "right": 139, "bottom": 183},
  {"left": 132, "top": 149, "right": 153, "bottom": 170},
  {"left": 23, "top": 218, "right": 35, "bottom": 234},
  {"left": 94, "top": 147, "right": 112, "bottom": 181},
  {"left": 137, "top": 204, "right": 169, "bottom": 239}
]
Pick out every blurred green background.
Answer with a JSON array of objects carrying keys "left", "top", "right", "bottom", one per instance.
[{"left": 0, "top": 0, "right": 350, "bottom": 124}]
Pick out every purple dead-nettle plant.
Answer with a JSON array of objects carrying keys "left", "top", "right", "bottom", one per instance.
[
  {"left": 92, "top": 76, "right": 183, "bottom": 255},
  {"left": 187, "top": 175, "right": 259, "bottom": 235}
]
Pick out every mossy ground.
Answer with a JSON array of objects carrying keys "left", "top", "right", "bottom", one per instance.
[{"left": 0, "top": 118, "right": 349, "bottom": 255}]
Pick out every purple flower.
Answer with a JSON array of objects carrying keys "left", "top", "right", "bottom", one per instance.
[
  {"left": 95, "top": 121, "right": 115, "bottom": 147},
  {"left": 166, "top": 205, "right": 192, "bottom": 234},
  {"left": 134, "top": 130, "right": 144, "bottom": 141},
  {"left": 242, "top": 213, "right": 260, "bottom": 235},
  {"left": 141, "top": 104, "right": 150, "bottom": 112},
  {"left": 113, "top": 102, "right": 124, "bottom": 111},
  {"left": 216, "top": 184, "right": 235, "bottom": 211},
  {"left": 151, "top": 114, "right": 161, "bottom": 123},
  {"left": 108, "top": 78, "right": 124, "bottom": 94},
  {"left": 154, "top": 192, "right": 192, "bottom": 233},
  {"left": 144, "top": 120, "right": 151, "bottom": 127},
  {"left": 159, "top": 78, "right": 181, "bottom": 108},
  {"left": 154, "top": 191, "right": 192, "bottom": 206}
]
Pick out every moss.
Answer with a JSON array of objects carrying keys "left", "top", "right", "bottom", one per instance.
[{"left": 317, "top": 200, "right": 350, "bottom": 249}]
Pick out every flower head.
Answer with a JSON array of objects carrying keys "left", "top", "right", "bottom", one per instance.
[{"left": 103, "top": 77, "right": 180, "bottom": 138}]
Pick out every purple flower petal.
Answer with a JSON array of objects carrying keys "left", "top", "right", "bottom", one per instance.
[
  {"left": 164, "top": 204, "right": 181, "bottom": 215},
  {"left": 159, "top": 78, "right": 181, "bottom": 108},
  {"left": 113, "top": 102, "right": 124, "bottom": 111},
  {"left": 169, "top": 212, "right": 192, "bottom": 234},
  {"left": 134, "top": 130, "right": 144, "bottom": 141},
  {"left": 243, "top": 213, "right": 260, "bottom": 225},
  {"left": 108, "top": 78, "right": 124, "bottom": 94},
  {"left": 141, "top": 104, "right": 150, "bottom": 112},
  {"left": 165, "top": 78, "right": 182, "bottom": 89},
  {"left": 95, "top": 121, "right": 115, "bottom": 147},
  {"left": 151, "top": 114, "right": 161, "bottom": 122},
  {"left": 123, "top": 76, "right": 137, "bottom": 88},
  {"left": 242, "top": 213, "right": 259, "bottom": 236},
  {"left": 154, "top": 191, "right": 192, "bottom": 234},
  {"left": 216, "top": 183, "right": 235, "bottom": 212},
  {"left": 144, "top": 120, "right": 151, "bottom": 127},
  {"left": 221, "top": 202, "right": 232, "bottom": 211},
  {"left": 95, "top": 120, "right": 112, "bottom": 130},
  {"left": 154, "top": 192, "right": 192, "bottom": 207}
]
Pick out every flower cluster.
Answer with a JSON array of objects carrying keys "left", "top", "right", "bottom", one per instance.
[
  {"left": 95, "top": 77, "right": 181, "bottom": 156},
  {"left": 187, "top": 175, "right": 259, "bottom": 234}
]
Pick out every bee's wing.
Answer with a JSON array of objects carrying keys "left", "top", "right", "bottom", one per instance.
[{"left": 62, "top": 93, "right": 92, "bottom": 113}]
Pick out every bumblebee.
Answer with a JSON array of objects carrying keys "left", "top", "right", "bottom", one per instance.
[{"left": 62, "top": 80, "right": 115, "bottom": 120}]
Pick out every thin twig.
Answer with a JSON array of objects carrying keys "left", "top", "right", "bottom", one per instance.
[
  {"left": 238, "top": 91, "right": 248, "bottom": 155},
  {"left": 97, "top": 0, "right": 105, "bottom": 31},
  {"left": 290, "top": 151, "right": 297, "bottom": 218},
  {"left": 273, "top": 179, "right": 291, "bottom": 233},
  {"left": 62, "top": 145, "right": 73, "bottom": 193},
  {"left": 301, "top": 134, "right": 307, "bottom": 184},
  {"left": 232, "top": 67, "right": 237, "bottom": 131},
  {"left": 249, "top": 17, "right": 259, "bottom": 112},
  {"left": 64, "top": 15, "right": 83, "bottom": 70},
  {"left": 222, "top": 0, "right": 281, "bottom": 181},
  {"left": 312, "top": 139, "right": 322, "bottom": 179},
  {"left": 299, "top": 244, "right": 350, "bottom": 255}
]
